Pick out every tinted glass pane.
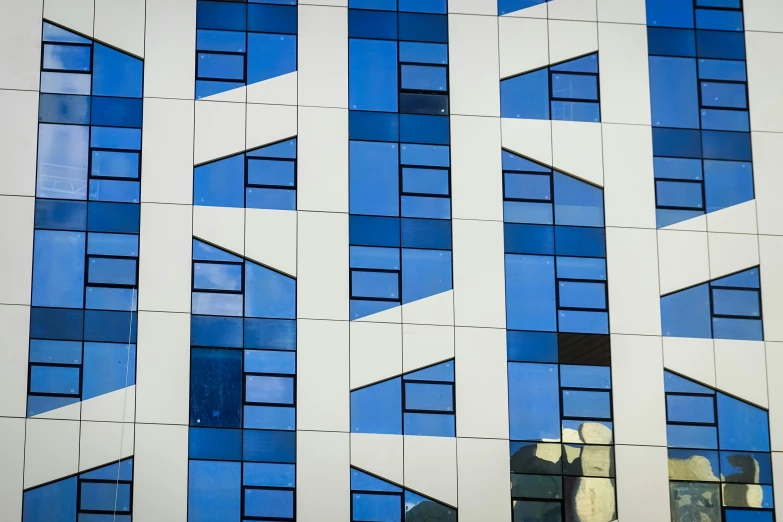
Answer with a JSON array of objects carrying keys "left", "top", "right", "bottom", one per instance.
[
  {"left": 667, "top": 394, "right": 716, "bottom": 424},
  {"left": 508, "top": 362, "right": 560, "bottom": 441},
  {"left": 562, "top": 390, "right": 611, "bottom": 419}
]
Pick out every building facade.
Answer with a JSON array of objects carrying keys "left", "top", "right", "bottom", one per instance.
[{"left": 1, "top": 0, "right": 783, "bottom": 521}]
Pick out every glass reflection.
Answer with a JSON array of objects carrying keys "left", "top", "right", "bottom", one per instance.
[
  {"left": 722, "top": 483, "right": 774, "bottom": 509},
  {"left": 670, "top": 482, "right": 721, "bottom": 522},
  {"left": 513, "top": 500, "right": 561, "bottom": 522},
  {"left": 511, "top": 442, "right": 562, "bottom": 475},
  {"left": 562, "top": 420, "right": 613, "bottom": 445},
  {"left": 563, "top": 477, "right": 616, "bottom": 522},
  {"left": 562, "top": 445, "right": 614, "bottom": 478},
  {"left": 668, "top": 449, "right": 720, "bottom": 482},
  {"left": 512, "top": 474, "right": 563, "bottom": 499},
  {"left": 720, "top": 451, "right": 773, "bottom": 484}
]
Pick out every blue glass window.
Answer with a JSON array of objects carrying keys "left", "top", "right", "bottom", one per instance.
[
  {"left": 348, "top": 0, "right": 452, "bottom": 320},
  {"left": 351, "top": 360, "right": 455, "bottom": 437},
  {"left": 194, "top": 139, "right": 297, "bottom": 211},
  {"left": 661, "top": 267, "right": 762, "bottom": 341},
  {"left": 648, "top": 0, "right": 753, "bottom": 228},
  {"left": 664, "top": 371, "right": 773, "bottom": 519},
  {"left": 195, "top": 0, "right": 298, "bottom": 99},
  {"left": 501, "top": 53, "right": 601, "bottom": 123},
  {"left": 23, "top": 457, "right": 135, "bottom": 522}
]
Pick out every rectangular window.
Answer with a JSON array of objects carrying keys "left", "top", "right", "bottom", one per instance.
[{"left": 350, "top": 270, "right": 400, "bottom": 301}]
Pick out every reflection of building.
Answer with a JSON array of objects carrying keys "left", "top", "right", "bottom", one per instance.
[{"left": 665, "top": 371, "right": 774, "bottom": 521}]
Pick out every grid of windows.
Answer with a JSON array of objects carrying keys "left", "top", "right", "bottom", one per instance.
[
  {"left": 23, "top": 458, "right": 134, "bottom": 522},
  {"left": 195, "top": 0, "right": 298, "bottom": 99},
  {"left": 350, "top": 468, "right": 457, "bottom": 522},
  {"left": 503, "top": 150, "right": 609, "bottom": 337},
  {"left": 501, "top": 53, "right": 601, "bottom": 123},
  {"left": 188, "top": 239, "right": 297, "bottom": 522},
  {"left": 647, "top": 0, "right": 754, "bottom": 228},
  {"left": 28, "top": 21, "right": 142, "bottom": 417},
  {"left": 193, "top": 138, "right": 297, "bottom": 211},
  {"left": 347, "top": 0, "right": 453, "bottom": 320},
  {"left": 350, "top": 360, "right": 456, "bottom": 437},
  {"left": 661, "top": 267, "right": 763, "bottom": 341},
  {"left": 665, "top": 371, "right": 774, "bottom": 522},
  {"left": 508, "top": 341, "right": 616, "bottom": 521},
  {"left": 503, "top": 146, "right": 615, "bottom": 521}
]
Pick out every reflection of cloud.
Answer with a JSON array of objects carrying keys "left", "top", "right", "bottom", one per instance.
[
  {"left": 37, "top": 123, "right": 89, "bottom": 199},
  {"left": 195, "top": 263, "right": 241, "bottom": 291},
  {"left": 192, "top": 292, "right": 242, "bottom": 316}
]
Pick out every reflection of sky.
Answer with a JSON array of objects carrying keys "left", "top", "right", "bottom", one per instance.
[
  {"left": 37, "top": 123, "right": 89, "bottom": 199},
  {"left": 194, "top": 262, "right": 242, "bottom": 291}
]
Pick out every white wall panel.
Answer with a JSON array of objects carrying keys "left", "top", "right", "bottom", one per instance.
[
  {"left": 611, "top": 334, "right": 667, "bottom": 446},
  {"left": 136, "top": 311, "right": 190, "bottom": 425},
  {"left": 450, "top": 115, "right": 503, "bottom": 221},
  {"left": 657, "top": 229, "right": 709, "bottom": 295},
  {"left": 297, "top": 107, "right": 349, "bottom": 213},
  {"left": 349, "top": 321, "right": 402, "bottom": 390},
  {"left": 297, "top": 431, "right": 350, "bottom": 522},
  {"left": 297, "top": 211, "right": 349, "bottom": 320},
  {"left": 606, "top": 227, "right": 661, "bottom": 336},
  {"left": 602, "top": 124, "right": 656, "bottom": 229},
  {"left": 767, "top": 342, "right": 783, "bottom": 452},
  {"left": 752, "top": 132, "right": 783, "bottom": 236},
  {"left": 141, "top": 98, "right": 195, "bottom": 205},
  {"left": 0, "top": 305, "right": 30, "bottom": 418},
  {"left": 449, "top": 14, "right": 500, "bottom": 117},
  {"left": 499, "top": 16, "right": 549, "bottom": 79},
  {"left": 297, "top": 319, "right": 349, "bottom": 432},
  {"left": 143, "top": 0, "right": 196, "bottom": 99},
  {"left": 457, "top": 438, "right": 511, "bottom": 522},
  {"left": 0, "top": 418, "right": 24, "bottom": 521},
  {"left": 453, "top": 219, "right": 506, "bottom": 328},
  {"left": 0, "top": 195, "right": 34, "bottom": 306},
  {"left": 134, "top": 423, "right": 189, "bottom": 522},
  {"left": 760, "top": 235, "right": 783, "bottom": 342},
  {"left": 299, "top": 5, "right": 348, "bottom": 108},
  {"left": 138, "top": 203, "right": 193, "bottom": 313},
  {"left": 616, "top": 445, "right": 672, "bottom": 522},
  {"left": 747, "top": 31, "right": 783, "bottom": 133},
  {"left": 24, "top": 418, "right": 79, "bottom": 488},
  {"left": 455, "top": 327, "right": 509, "bottom": 439},
  {"left": 194, "top": 100, "right": 246, "bottom": 165},
  {"left": 714, "top": 339, "right": 768, "bottom": 408},
  {"left": 94, "top": 0, "right": 145, "bottom": 57},
  {"left": 745, "top": 0, "right": 783, "bottom": 32},
  {"left": 547, "top": 20, "right": 598, "bottom": 65},
  {"left": 598, "top": 22, "right": 651, "bottom": 126},
  {"left": 0, "top": 1, "right": 43, "bottom": 91},
  {"left": 598, "top": 0, "right": 646, "bottom": 23},
  {"left": 0, "top": 90, "right": 38, "bottom": 197}
]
